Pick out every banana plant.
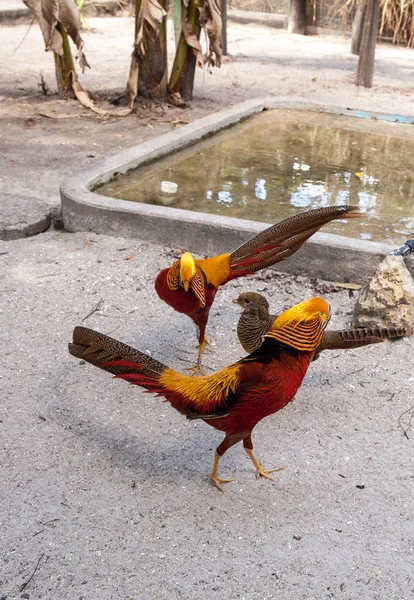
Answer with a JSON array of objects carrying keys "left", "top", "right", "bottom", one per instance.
[
  {"left": 126, "top": 0, "right": 223, "bottom": 106},
  {"left": 126, "top": 0, "right": 169, "bottom": 104},
  {"left": 23, "top": 0, "right": 89, "bottom": 97}
]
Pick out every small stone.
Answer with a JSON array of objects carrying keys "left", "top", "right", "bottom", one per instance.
[{"left": 353, "top": 255, "right": 414, "bottom": 330}]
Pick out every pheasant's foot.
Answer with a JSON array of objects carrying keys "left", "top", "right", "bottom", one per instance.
[
  {"left": 255, "top": 464, "right": 284, "bottom": 481},
  {"left": 184, "top": 361, "right": 205, "bottom": 376},
  {"left": 244, "top": 447, "right": 284, "bottom": 482},
  {"left": 205, "top": 473, "right": 236, "bottom": 492},
  {"left": 206, "top": 450, "right": 235, "bottom": 491}
]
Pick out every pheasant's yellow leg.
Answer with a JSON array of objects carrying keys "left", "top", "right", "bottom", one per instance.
[
  {"left": 205, "top": 452, "right": 235, "bottom": 492},
  {"left": 243, "top": 435, "right": 284, "bottom": 481},
  {"left": 202, "top": 335, "right": 214, "bottom": 352},
  {"left": 184, "top": 336, "right": 213, "bottom": 376},
  {"left": 244, "top": 448, "right": 284, "bottom": 481},
  {"left": 205, "top": 436, "right": 243, "bottom": 491},
  {"left": 196, "top": 336, "right": 213, "bottom": 362}
]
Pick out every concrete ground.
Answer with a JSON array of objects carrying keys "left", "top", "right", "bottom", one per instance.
[
  {"left": 1, "top": 231, "right": 414, "bottom": 600},
  {"left": 1, "top": 11, "right": 414, "bottom": 600}
]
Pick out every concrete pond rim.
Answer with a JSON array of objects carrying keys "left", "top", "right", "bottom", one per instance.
[{"left": 60, "top": 97, "right": 414, "bottom": 285}]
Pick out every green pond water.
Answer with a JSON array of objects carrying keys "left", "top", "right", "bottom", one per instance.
[{"left": 98, "top": 110, "right": 414, "bottom": 244}]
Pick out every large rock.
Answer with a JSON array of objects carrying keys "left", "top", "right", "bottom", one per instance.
[{"left": 353, "top": 255, "right": 414, "bottom": 330}]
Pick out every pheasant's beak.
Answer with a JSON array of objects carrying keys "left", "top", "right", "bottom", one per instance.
[
  {"left": 231, "top": 299, "right": 240, "bottom": 305},
  {"left": 183, "top": 281, "right": 190, "bottom": 292},
  {"left": 319, "top": 305, "right": 331, "bottom": 326}
]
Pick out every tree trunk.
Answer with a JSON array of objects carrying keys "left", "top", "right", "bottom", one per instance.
[
  {"left": 137, "top": 0, "right": 168, "bottom": 100},
  {"left": 54, "top": 22, "right": 75, "bottom": 97},
  {"left": 356, "top": 0, "right": 380, "bottom": 87},
  {"left": 288, "top": 0, "right": 307, "bottom": 35},
  {"left": 168, "top": 0, "right": 201, "bottom": 102},
  {"left": 351, "top": 1, "right": 366, "bottom": 55}
]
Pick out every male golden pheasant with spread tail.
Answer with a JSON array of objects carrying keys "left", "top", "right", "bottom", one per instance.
[
  {"left": 69, "top": 297, "right": 332, "bottom": 491},
  {"left": 154, "top": 205, "right": 361, "bottom": 371},
  {"left": 233, "top": 292, "right": 410, "bottom": 357}
]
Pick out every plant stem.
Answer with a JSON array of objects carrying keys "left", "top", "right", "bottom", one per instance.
[
  {"left": 54, "top": 22, "right": 75, "bottom": 97},
  {"left": 168, "top": 0, "right": 201, "bottom": 101},
  {"left": 136, "top": 0, "right": 168, "bottom": 100}
]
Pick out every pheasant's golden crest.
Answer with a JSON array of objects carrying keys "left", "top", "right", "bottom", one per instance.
[{"left": 179, "top": 252, "right": 196, "bottom": 290}]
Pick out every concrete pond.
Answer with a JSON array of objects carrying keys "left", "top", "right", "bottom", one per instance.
[{"left": 61, "top": 99, "right": 414, "bottom": 284}]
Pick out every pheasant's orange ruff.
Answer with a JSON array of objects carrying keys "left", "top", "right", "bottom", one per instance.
[
  {"left": 269, "top": 317, "right": 324, "bottom": 351},
  {"left": 266, "top": 297, "right": 330, "bottom": 351}
]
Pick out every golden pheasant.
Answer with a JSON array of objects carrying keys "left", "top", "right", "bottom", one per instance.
[
  {"left": 154, "top": 205, "right": 361, "bottom": 371},
  {"left": 69, "top": 297, "right": 331, "bottom": 491},
  {"left": 233, "top": 291, "right": 410, "bottom": 357}
]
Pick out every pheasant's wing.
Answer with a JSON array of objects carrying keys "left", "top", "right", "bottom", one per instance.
[{"left": 237, "top": 312, "right": 276, "bottom": 354}]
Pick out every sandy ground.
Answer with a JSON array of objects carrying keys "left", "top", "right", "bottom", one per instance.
[
  {"left": 1, "top": 14, "right": 414, "bottom": 600},
  {"left": 1, "top": 16, "right": 414, "bottom": 211}
]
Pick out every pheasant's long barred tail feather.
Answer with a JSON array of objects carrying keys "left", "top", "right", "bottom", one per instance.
[
  {"left": 68, "top": 327, "right": 167, "bottom": 379},
  {"left": 230, "top": 226, "right": 323, "bottom": 274},
  {"left": 229, "top": 205, "right": 361, "bottom": 274},
  {"left": 317, "top": 326, "right": 412, "bottom": 353},
  {"left": 345, "top": 327, "right": 410, "bottom": 341}
]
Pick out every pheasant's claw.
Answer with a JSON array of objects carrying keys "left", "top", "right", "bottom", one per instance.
[
  {"left": 255, "top": 464, "right": 284, "bottom": 481},
  {"left": 205, "top": 473, "right": 236, "bottom": 492},
  {"left": 186, "top": 337, "right": 212, "bottom": 376},
  {"left": 244, "top": 447, "right": 284, "bottom": 483},
  {"left": 184, "top": 362, "right": 205, "bottom": 376}
]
